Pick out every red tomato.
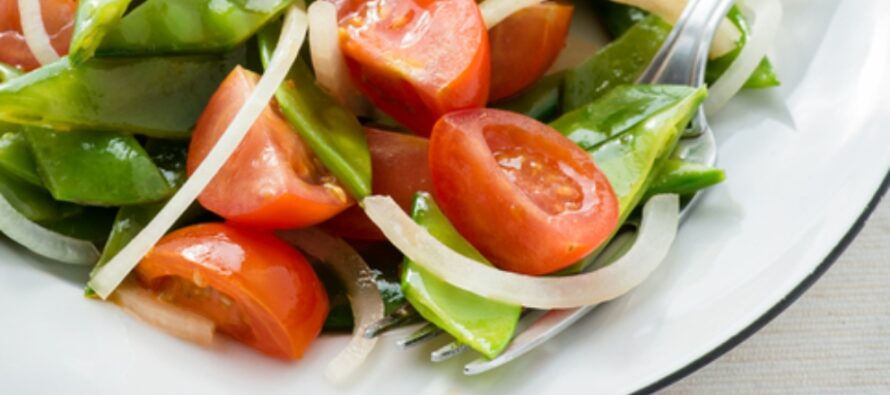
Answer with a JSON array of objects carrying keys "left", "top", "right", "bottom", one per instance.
[
  {"left": 188, "top": 66, "right": 353, "bottom": 229},
  {"left": 488, "top": 2, "right": 574, "bottom": 101},
  {"left": 337, "top": 0, "right": 490, "bottom": 136},
  {"left": 323, "top": 128, "right": 432, "bottom": 240},
  {"left": 0, "top": 0, "right": 76, "bottom": 71},
  {"left": 429, "top": 109, "right": 619, "bottom": 275},
  {"left": 136, "top": 223, "right": 329, "bottom": 360}
]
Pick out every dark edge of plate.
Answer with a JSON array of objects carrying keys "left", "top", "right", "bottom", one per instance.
[{"left": 634, "top": 169, "right": 890, "bottom": 395}]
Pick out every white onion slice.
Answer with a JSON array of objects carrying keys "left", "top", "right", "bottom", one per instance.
[
  {"left": 479, "top": 0, "right": 544, "bottom": 29},
  {"left": 364, "top": 194, "right": 680, "bottom": 309},
  {"left": 0, "top": 192, "right": 99, "bottom": 265},
  {"left": 111, "top": 282, "right": 215, "bottom": 347},
  {"left": 18, "top": 0, "right": 60, "bottom": 65},
  {"left": 277, "top": 228, "right": 385, "bottom": 384},
  {"left": 612, "top": 0, "right": 740, "bottom": 59},
  {"left": 88, "top": 6, "right": 309, "bottom": 300},
  {"left": 308, "top": 1, "right": 368, "bottom": 116},
  {"left": 705, "top": 0, "right": 782, "bottom": 115}
]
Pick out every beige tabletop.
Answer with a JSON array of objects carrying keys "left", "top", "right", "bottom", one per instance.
[{"left": 662, "top": 192, "right": 890, "bottom": 393}]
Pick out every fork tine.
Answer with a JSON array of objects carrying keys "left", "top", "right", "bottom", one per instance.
[
  {"left": 396, "top": 323, "right": 444, "bottom": 349},
  {"left": 364, "top": 304, "right": 424, "bottom": 338},
  {"left": 431, "top": 342, "right": 469, "bottom": 363}
]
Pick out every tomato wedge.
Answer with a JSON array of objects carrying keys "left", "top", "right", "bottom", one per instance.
[
  {"left": 337, "top": 0, "right": 490, "bottom": 136},
  {"left": 0, "top": 0, "right": 76, "bottom": 70},
  {"left": 323, "top": 128, "right": 431, "bottom": 240},
  {"left": 136, "top": 223, "right": 329, "bottom": 359},
  {"left": 489, "top": 2, "right": 574, "bottom": 101},
  {"left": 188, "top": 66, "right": 353, "bottom": 229},
  {"left": 429, "top": 109, "right": 619, "bottom": 275}
]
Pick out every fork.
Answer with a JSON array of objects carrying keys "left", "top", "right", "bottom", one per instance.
[{"left": 366, "top": 0, "right": 730, "bottom": 373}]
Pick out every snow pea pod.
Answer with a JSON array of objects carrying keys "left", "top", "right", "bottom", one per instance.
[
  {"left": 0, "top": 132, "right": 42, "bottom": 188},
  {"left": 0, "top": 168, "right": 83, "bottom": 222},
  {"left": 258, "top": 24, "right": 372, "bottom": 199},
  {"left": 69, "top": 0, "right": 133, "bottom": 64},
  {"left": 98, "top": 0, "right": 294, "bottom": 56},
  {"left": 24, "top": 128, "right": 173, "bottom": 206},
  {"left": 402, "top": 192, "right": 521, "bottom": 359},
  {"left": 40, "top": 208, "right": 117, "bottom": 243},
  {"left": 0, "top": 52, "right": 242, "bottom": 139},
  {"left": 646, "top": 158, "right": 725, "bottom": 199}
]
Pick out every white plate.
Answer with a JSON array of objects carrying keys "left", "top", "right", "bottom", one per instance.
[{"left": 2, "top": 1, "right": 889, "bottom": 394}]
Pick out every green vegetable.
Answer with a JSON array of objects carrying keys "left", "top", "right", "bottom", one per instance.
[
  {"left": 562, "top": 15, "right": 671, "bottom": 112},
  {"left": 0, "top": 132, "right": 43, "bottom": 188},
  {"left": 402, "top": 192, "right": 521, "bottom": 359},
  {"left": 646, "top": 159, "right": 726, "bottom": 199},
  {"left": 69, "top": 0, "right": 133, "bottom": 64},
  {"left": 0, "top": 52, "right": 242, "bottom": 139},
  {"left": 493, "top": 72, "right": 565, "bottom": 123},
  {"left": 0, "top": 63, "right": 22, "bottom": 83},
  {"left": 0, "top": 168, "right": 83, "bottom": 222},
  {"left": 596, "top": 2, "right": 779, "bottom": 89},
  {"left": 40, "top": 207, "right": 117, "bottom": 243},
  {"left": 258, "top": 24, "right": 372, "bottom": 199},
  {"left": 98, "top": 0, "right": 294, "bottom": 56},
  {"left": 24, "top": 128, "right": 173, "bottom": 206}
]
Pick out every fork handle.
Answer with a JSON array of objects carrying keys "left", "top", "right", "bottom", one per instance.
[{"left": 638, "top": 0, "right": 736, "bottom": 87}]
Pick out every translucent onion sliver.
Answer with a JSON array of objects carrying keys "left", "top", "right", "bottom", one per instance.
[
  {"left": 308, "top": 0, "right": 367, "bottom": 115},
  {"left": 364, "top": 194, "right": 680, "bottom": 309},
  {"left": 479, "top": 0, "right": 544, "bottom": 29},
  {"left": 0, "top": 192, "right": 99, "bottom": 265},
  {"left": 18, "top": 0, "right": 60, "bottom": 65},
  {"left": 88, "top": 6, "right": 309, "bottom": 299},
  {"left": 278, "top": 228, "right": 385, "bottom": 384},
  {"left": 111, "top": 282, "right": 215, "bottom": 347}
]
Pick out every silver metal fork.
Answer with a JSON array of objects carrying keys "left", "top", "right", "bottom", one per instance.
[{"left": 461, "top": 0, "right": 730, "bottom": 375}]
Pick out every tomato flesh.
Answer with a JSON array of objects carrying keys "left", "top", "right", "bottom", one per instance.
[
  {"left": 337, "top": 0, "right": 490, "bottom": 136},
  {"left": 488, "top": 2, "right": 574, "bottom": 101},
  {"left": 136, "top": 223, "right": 329, "bottom": 360},
  {"left": 323, "top": 128, "right": 432, "bottom": 240},
  {"left": 429, "top": 109, "right": 619, "bottom": 275},
  {"left": 0, "top": 0, "right": 76, "bottom": 70},
  {"left": 188, "top": 66, "right": 353, "bottom": 229}
]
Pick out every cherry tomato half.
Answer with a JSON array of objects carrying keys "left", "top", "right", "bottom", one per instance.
[
  {"left": 323, "top": 128, "right": 432, "bottom": 240},
  {"left": 488, "top": 2, "right": 574, "bottom": 101},
  {"left": 429, "top": 109, "right": 619, "bottom": 275},
  {"left": 188, "top": 66, "right": 353, "bottom": 229},
  {"left": 136, "top": 223, "right": 329, "bottom": 359},
  {"left": 0, "top": 0, "right": 76, "bottom": 71},
  {"left": 337, "top": 0, "right": 490, "bottom": 136}
]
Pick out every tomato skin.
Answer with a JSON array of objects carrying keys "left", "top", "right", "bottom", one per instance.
[
  {"left": 429, "top": 109, "right": 619, "bottom": 275},
  {"left": 188, "top": 66, "right": 352, "bottom": 229},
  {"left": 0, "top": 0, "right": 76, "bottom": 71},
  {"left": 489, "top": 2, "right": 574, "bottom": 101},
  {"left": 338, "top": 0, "right": 490, "bottom": 136},
  {"left": 323, "top": 128, "right": 432, "bottom": 240},
  {"left": 136, "top": 223, "right": 329, "bottom": 360}
]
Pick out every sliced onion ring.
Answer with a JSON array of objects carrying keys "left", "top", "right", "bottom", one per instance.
[
  {"left": 612, "top": 0, "right": 741, "bottom": 59},
  {"left": 308, "top": 0, "right": 368, "bottom": 115},
  {"left": 88, "top": 5, "right": 309, "bottom": 300},
  {"left": 0, "top": 192, "right": 99, "bottom": 265},
  {"left": 18, "top": 0, "right": 60, "bottom": 65},
  {"left": 364, "top": 194, "right": 680, "bottom": 309},
  {"left": 479, "top": 0, "right": 544, "bottom": 29},
  {"left": 278, "top": 228, "right": 385, "bottom": 384},
  {"left": 111, "top": 281, "right": 215, "bottom": 347},
  {"left": 705, "top": 0, "right": 782, "bottom": 115}
]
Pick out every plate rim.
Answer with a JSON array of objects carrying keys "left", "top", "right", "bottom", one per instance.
[{"left": 634, "top": 169, "right": 890, "bottom": 394}]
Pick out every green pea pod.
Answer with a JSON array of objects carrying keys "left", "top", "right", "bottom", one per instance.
[
  {"left": 40, "top": 207, "right": 117, "bottom": 243},
  {"left": 69, "top": 0, "right": 133, "bottom": 64},
  {"left": 0, "top": 62, "right": 22, "bottom": 82},
  {"left": 562, "top": 15, "right": 671, "bottom": 112},
  {"left": 402, "top": 192, "right": 521, "bottom": 359},
  {"left": 553, "top": 84, "right": 706, "bottom": 273},
  {"left": 0, "top": 52, "right": 242, "bottom": 139},
  {"left": 0, "top": 132, "right": 43, "bottom": 188},
  {"left": 257, "top": 24, "right": 372, "bottom": 199},
  {"left": 24, "top": 128, "right": 173, "bottom": 206},
  {"left": 493, "top": 72, "right": 565, "bottom": 123},
  {"left": 98, "top": 0, "right": 294, "bottom": 56},
  {"left": 645, "top": 158, "right": 726, "bottom": 199},
  {"left": 596, "top": 2, "right": 779, "bottom": 89},
  {"left": 0, "top": 168, "right": 83, "bottom": 222}
]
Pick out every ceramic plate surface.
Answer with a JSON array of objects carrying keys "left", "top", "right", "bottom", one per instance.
[{"left": 2, "top": 1, "right": 889, "bottom": 394}]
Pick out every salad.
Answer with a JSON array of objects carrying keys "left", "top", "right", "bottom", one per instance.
[{"left": 0, "top": 0, "right": 779, "bottom": 381}]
